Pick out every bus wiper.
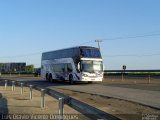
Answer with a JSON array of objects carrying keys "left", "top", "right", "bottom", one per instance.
[{"left": 87, "top": 70, "right": 94, "bottom": 73}]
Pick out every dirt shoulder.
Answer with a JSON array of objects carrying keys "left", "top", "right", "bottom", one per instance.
[
  {"left": 0, "top": 85, "right": 88, "bottom": 120},
  {"left": 50, "top": 87, "right": 160, "bottom": 120}
]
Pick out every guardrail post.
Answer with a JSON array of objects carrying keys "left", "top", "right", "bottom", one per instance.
[
  {"left": 59, "top": 97, "right": 64, "bottom": 120},
  {"left": 20, "top": 83, "right": 24, "bottom": 95},
  {"left": 148, "top": 75, "right": 151, "bottom": 84},
  {"left": 4, "top": 80, "right": 7, "bottom": 89},
  {"left": 12, "top": 81, "right": 15, "bottom": 91},
  {"left": 29, "top": 85, "right": 33, "bottom": 100},
  {"left": 134, "top": 80, "right": 137, "bottom": 84},
  {"left": 41, "top": 89, "right": 45, "bottom": 108}
]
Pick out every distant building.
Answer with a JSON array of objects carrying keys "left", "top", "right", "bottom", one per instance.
[{"left": 0, "top": 63, "right": 26, "bottom": 73}]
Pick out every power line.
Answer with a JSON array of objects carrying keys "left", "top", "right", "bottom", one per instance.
[
  {"left": 75, "top": 32, "right": 160, "bottom": 46},
  {"left": 1, "top": 32, "right": 160, "bottom": 59},
  {"left": 0, "top": 52, "right": 42, "bottom": 58},
  {"left": 95, "top": 39, "right": 103, "bottom": 50},
  {"left": 77, "top": 40, "right": 94, "bottom": 46},
  {"left": 101, "top": 33, "right": 160, "bottom": 41}
]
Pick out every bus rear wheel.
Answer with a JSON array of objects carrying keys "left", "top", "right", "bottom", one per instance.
[
  {"left": 46, "top": 74, "right": 49, "bottom": 81},
  {"left": 49, "top": 74, "right": 53, "bottom": 82}
]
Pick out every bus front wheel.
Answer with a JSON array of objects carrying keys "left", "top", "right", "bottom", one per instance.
[{"left": 69, "top": 75, "right": 74, "bottom": 85}]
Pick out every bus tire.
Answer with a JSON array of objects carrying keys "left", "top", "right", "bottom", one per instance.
[
  {"left": 69, "top": 74, "right": 74, "bottom": 85},
  {"left": 49, "top": 74, "right": 53, "bottom": 82},
  {"left": 88, "top": 81, "right": 93, "bottom": 84},
  {"left": 46, "top": 74, "right": 49, "bottom": 81}
]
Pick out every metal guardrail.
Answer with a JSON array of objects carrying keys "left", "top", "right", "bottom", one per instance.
[
  {"left": 0, "top": 79, "right": 120, "bottom": 120},
  {"left": 104, "top": 70, "right": 160, "bottom": 73}
]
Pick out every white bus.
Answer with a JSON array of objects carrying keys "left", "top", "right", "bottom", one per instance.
[{"left": 41, "top": 46, "right": 103, "bottom": 84}]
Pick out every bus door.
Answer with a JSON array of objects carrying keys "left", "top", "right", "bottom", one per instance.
[
  {"left": 64, "top": 64, "right": 68, "bottom": 80},
  {"left": 64, "top": 63, "right": 73, "bottom": 80}
]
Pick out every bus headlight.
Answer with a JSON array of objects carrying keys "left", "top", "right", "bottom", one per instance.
[{"left": 82, "top": 73, "right": 88, "bottom": 77}]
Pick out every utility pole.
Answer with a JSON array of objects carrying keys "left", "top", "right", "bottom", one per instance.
[{"left": 95, "top": 39, "right": 102, "bottom": 51}]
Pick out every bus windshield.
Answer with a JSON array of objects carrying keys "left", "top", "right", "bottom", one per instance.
[
  {"left": 80, "top": 48, "right": 101, "bottom": 58},
  {"left": 81, "top": 60, "right": 103, "bottom": 73}
]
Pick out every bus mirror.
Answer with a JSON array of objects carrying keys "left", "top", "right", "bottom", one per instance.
[
  {"left": 77, "top": 63, "right": 80, "bottom": 72},
  {"left": 103, "top": 64, "right": 105, "bottom": 71}
]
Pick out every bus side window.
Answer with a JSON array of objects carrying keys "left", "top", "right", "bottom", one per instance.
[
  {"left": 64, "top": 64, "right": 67, "bottom": 73},
  {"left": 67, "top": 64, "right": 72, "bottom": 72}
]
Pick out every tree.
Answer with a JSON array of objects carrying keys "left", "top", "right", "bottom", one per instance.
[{"left": 25, "top": 65, "right": 34, "bottom": 73}]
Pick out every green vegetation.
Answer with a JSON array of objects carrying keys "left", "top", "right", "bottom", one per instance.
[{"left": 25, "top": 65, "right": 34, "bottom": 73}]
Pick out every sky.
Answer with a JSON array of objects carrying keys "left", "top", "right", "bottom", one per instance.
[{"left": 0, "top": 0, "right": 160, "bottom": 70}]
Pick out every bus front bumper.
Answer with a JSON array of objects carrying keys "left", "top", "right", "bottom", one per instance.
[{"left": 81, "top": 76, "right": 103, "bottom": 82}]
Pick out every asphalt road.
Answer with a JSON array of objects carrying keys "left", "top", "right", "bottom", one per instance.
[{"left": 14, "top": 79, "right": 160, "bottom": 110}]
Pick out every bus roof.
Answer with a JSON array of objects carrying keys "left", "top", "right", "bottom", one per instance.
[
  {"left": 42, "top": 46, "right": 99, "bottom": 54},
  {"left": 42, "top": 46, "right": 101, "bottom": 61}
]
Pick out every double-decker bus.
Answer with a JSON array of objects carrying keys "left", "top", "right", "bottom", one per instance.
[{"left": 41, "top": 46, "right": 103, "bottom": 84}]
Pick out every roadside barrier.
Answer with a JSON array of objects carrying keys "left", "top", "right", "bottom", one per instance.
[
  {"left": 107, "top": 74, "right": 160, "bottom": 84},
  {"left": 59, "top": 98, "right": 64, "bottom": 120},
  {"left": 12, "top": 81, "right": 15, "bottom": 91},
  {"left": 4, "top": 80, "right": 7, "bottom": 89},
  {"left": 134, "top": 80, "right": 137, "bottom": 84},
  {"left": 1, "top": 79, "right": 119, "bottom": 120},
  {"left": 29, "top": 85, "right": 33, "bottom": 100},
  {"left": 148, "top": 75, "right": 151, "bottom": 84},
  {"left": 41, "top": 89, "right": 45, "bottom": 109},
  {"left": 20, "top": 83, "right": 24, "bottom": 95}
]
